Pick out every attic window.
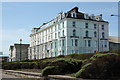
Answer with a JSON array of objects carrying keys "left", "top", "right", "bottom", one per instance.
[
  {"left": 84, "top": 14, "right": 89, "bottom": 19},
  {"left": 90, "top": 14, "right": 95, "bottom": 20},
  {"left": 98, "top": 16, "right": 102, "bottom": 21},
  {"left": 73, "top": 13, "right": 76, "bottom": 18}
]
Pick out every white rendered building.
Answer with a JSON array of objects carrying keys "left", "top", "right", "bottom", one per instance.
[{"left": 28, "top": 7, "right": 109, "bottom": 59}]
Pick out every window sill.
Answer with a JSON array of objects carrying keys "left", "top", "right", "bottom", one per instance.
[
  {"left": 83, "top": 37, "right": 92, "bottom": 39},
  {"left": 100, "top": 38, "right": 108, "bottom": 40},
  {"left": 70, "top": 36, "right": 79, "bottom": 38}
]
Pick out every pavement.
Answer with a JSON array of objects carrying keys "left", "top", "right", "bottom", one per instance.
[
  {"left": 2, "top": 73, "right": 19, "bottom": 78},
  {"left": 1, "top": 69, "right": 38, "bottom": 80},
  {"left": 2, "top": 70, "right": 84, "bottom": 80}
]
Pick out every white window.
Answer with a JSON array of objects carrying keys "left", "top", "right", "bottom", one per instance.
[
  {"left": 55, "top": 42, "right": 56, "bottom": 48},
  {"left": 86, "top": 31, "right": 89, "bottom": 37},
  {"left": 72, "top": 50, "right": 74, "bottom": 54},
  {"left": 72, "top": 13, "right": 76, "bottom": 18},
  {"left": 73, "top": 29, "right": 76, "bottom": 36},
  {"left": 58, "top": 32, "right": 60, "bottom": 37},
  {"left": 62, "top": 30, "right": 64, "bottom": 36},
  {"left": 85, "top": 40, "right": 87, "bottom": 47},
  {"left": 55, "top": 52, "right": 57, "bottom": 56},
  {"left": 102, "top": 25, "right": 104, "bottom": 30},
  {"left": 48, "top": 28, "right": 50, "bottom": 32},
  {"left": 73, "top": 21, "right": 76, "bottom": 27},
  {"left": 85, "top": 23, "right": 88, "bottom": 28},
  {"left": 102, "top": 32, "right": 105, "bottom": 38},
  {"left": 55, "top": 25, "right": 57, "bottom": 31},
  {"left": 75, "top": 39, "right": 78, "bottom": 46},
  {"left": 62, "top": 40, "right": 64, "bottom": 46},
  {"left": 94, "top": 31, "right": 97, "bottom": 37},
  {"left": 72, "top": 39, "right": 73, "bottom": 46},
  {"left": 88, "top": 40, "right": 91, "bottom": 47},
  {"left": 95, "top": 41, "right": 97, "bottom": 47},
  {"left": 105, "top": 41, "right": 107, "bottom": 48},
  {"left": 84, "top": 14, "right": 89, "bottom": 19},
  {"left": 94, "top": 24, "right": 96, "bottom": 29},
  {"left": 46, "top": 30, "right": 47, "bottom": 34},
  {"left": 62, "top": 50, "right": 64, "bottom": 55},
  {"left": 58, "top": 24, "right": 60, "bottom": 30},
  {"left": 51, "top": 43, "right": 53, "bottom": 49},
  {"left": 63, "top": 22, "right": 64, "bottom": 28},
  {"left": 55, "top": 33, "right": 57, "bottom": 38},
  {"left": 59, "top": 40, "right": 61, "bottom": 46}
]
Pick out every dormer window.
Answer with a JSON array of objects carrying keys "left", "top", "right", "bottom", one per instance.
[
  {"left": 84, "top": 14, "right": 89, "bottom": 19},
  {"left": 62, "top": 13, "right": 65, "bottom": 19},
  {"left": 95, "top": 14, "right": 103, "bottom": 21},
  {"left": 73, "top": 13, "right": 76, "bottom": 18},
  {"left": 98, "top": 16, "right": 102, "bottom": 21},
  {"left": 90, "top": 14, "right": 95, "bottom": 20},
  {"left": 71, "top": 12, "right": 76, "bottom": 18}
]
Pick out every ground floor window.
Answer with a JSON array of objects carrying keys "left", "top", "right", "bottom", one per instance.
[
  {"left": 105, "top": 41, "right": 107, "bottom": 48},
  {"left": 62, "top": 50, "right": 64, "bottom": 55},
  {"left": 88, "top": 40, "right": 91, "bottom": 47},
  {"left": 55, "top": 52, "right": 57, "bottom": 56}
]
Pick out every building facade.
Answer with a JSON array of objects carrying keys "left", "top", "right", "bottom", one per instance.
[
  {"left": 28, "top": 7, "right": 109, "bottom": 59},
  {"left": 0, "top": 52, "right": 9, "bottom": 63},
  {"left": 0, "top": 52, "right": 3, "bottom": 55},
  {"left": 109, "top": 36, "right": 120, "bottom": 50},
  {"left": 9, "top": 44, "right": 29, "bottom": 61}
]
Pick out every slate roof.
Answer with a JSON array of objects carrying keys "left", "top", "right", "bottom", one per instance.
[{"left": 33, "top": 7, "right": 109, "bottom": 33}]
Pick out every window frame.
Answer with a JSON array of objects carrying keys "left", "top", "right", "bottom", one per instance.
[
  {"left": 94, "top": 24, "right": 96, "bottom": 29},
  {"left": 94, "top": 31, "right": 97, "bottom": 37},
  {"left": 73, "top": 29, "right": 76, "bottom": 36},
  {"left": 75, "top": 39, "right": 78, "bottom": 46},
  {"left": 73, "top": 21, "right": 76, "bottom": 27},
  {"left": 102, "top": 25, "right": 104, "bottom": 30},
  {"left": 102, "top": 32, "right": 105, "bottom": 38},
  {"left": 88, "top": 40, "right": 91, "bottom": 47},
  {"left": 86, "top": 31, "right": 89, "bottom": 37},
  {"left": 85, "top": 23, "right": 88, "bottom": 28}
]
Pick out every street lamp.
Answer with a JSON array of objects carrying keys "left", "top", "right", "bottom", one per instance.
[
  {"left": 111, "top": 14, "right": 120, "bottom": 17},
  {"left": 20, "top": 39, "right": 22, "bottom": 61}
]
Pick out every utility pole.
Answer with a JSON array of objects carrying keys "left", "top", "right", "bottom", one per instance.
[
  {"left": 20, "top": 39, "right": 22, "bottom": 61},
  {"left": 111, "top": 14, "right": 120, "bottom": 50},
  {"left": 98, "top": 24, "right": 99, "bottom": 52}
]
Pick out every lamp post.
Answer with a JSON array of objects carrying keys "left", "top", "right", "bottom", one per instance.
[
  {"left": 111, "top": 14, "right": 120, "bottom": 49},
  {"left": 20, "top": 39, "right": 22, "bottom": 61},
  {"left": 111, "top": 14, "right": 120, "bottom": 17}
]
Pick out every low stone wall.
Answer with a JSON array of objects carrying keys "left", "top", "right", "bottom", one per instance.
[{"left": 3, "top": 70, "right": 82, "bottom": 80}]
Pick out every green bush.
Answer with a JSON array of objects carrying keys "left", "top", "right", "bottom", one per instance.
[
  {"left": 56, "top": 55, "right": 65, "bottom": 58},
  {"left": 75, "top": 63, "right": 92, "bottom": 78},
  {"left": 99, "top": 49, "right": 120, "bottom": 54},
  {"left": 76, "top": 54, "right": 120, "bottom": 79},
  {"left": 52, "top": 58, "right": 82, "bottom": 72},
  {"left": 3, "top": 62, "right": 22, "bottom": 70},
  {"left": 68, "top": 53, "right": 96, "bottom": 60},
  {"left": 41, "top": 66, "right": 60, "bottom": 76},
  {"left": 21, "top": 59, "right": 33, "bottom": 62},
  {"left": 37, "top": 62, "right": 48, "bottom": 69},
  {"left": 90, "top": 53, "right": 118, "bottom": 61}
]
